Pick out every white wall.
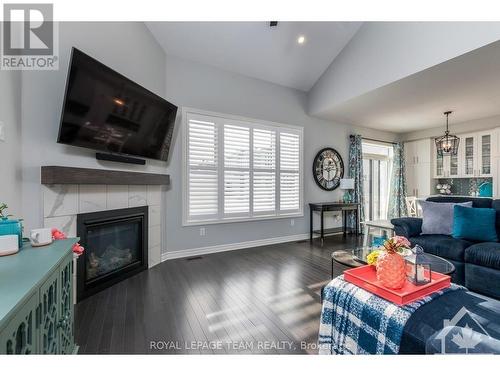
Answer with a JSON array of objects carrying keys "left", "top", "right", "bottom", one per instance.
[
  {"left": 20, "top": 22, "right": 167, "bottom": 232},
  {"left": 0, "top": 70, "right": 22, "bottom": 217},
  {"left": 309, "top": 22, "right": 500, "bottom": 118},
  {"left": 163, "top": 54, "right": 397, "bottom": 253}
]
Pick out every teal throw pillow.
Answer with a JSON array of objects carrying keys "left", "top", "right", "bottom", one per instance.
[{"left": 452, "top": 205, "right": 498, "bottom": 242}]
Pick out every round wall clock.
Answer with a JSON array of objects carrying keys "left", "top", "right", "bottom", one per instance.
[{"left": 313, "top": 147, "right": 344, "bottom": 191}]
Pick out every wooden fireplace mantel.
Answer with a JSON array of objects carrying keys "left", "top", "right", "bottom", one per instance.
[{"left": 41, "top": 166, "right": 170, "bottom": 185}]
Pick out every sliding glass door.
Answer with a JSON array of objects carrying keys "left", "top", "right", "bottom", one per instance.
[{"left": 362, "top": 142, "right": 393, "bottom": 221}]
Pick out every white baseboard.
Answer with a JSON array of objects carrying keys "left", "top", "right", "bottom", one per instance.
[{"left": 161, "top": 233, "right": 312, "bottom": 261}]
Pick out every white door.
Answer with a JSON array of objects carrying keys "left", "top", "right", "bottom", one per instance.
[
  {"left": 416, "top": 139, "right": 431, "bottom": 164},
  {"left": 415, "top": 163, "right": 431, "bottom": 197},
  {"left": 404, "top": 141, "right": 416, "bottom": 166},
  {"left": 406, "top": 164, "right": 417, "bottom": 197}
]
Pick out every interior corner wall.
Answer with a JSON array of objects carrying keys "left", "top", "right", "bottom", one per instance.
[
  {"left": 163, "top": 54, "right": 397, "bottom": 254},
  {"left": 401, "top": 114, "right": 500, "bottom": 142},
  {"left": 0, "top": 69, "right": 22, "bottom": 218},
  {"left": 309, "top": 22, "right": 500, "bottom": 118},
  {"left": 20, "top": 22, "right": 167, "bottom": 233}
]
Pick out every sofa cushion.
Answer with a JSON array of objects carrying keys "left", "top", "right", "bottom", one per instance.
[
  {"left": 409, "top": 235, "right": 473, "bottom": 262},
  {"left": 452, "top": 206, "right": 498, "bottom": 242},
  {"left": 420, "top": 200, "right": 472, "bottom": 236},
  {"left": 426, "top": 196, "right": 492, "bottom": 208},
  {"left": 491, "top": 199, "right": 500, "bottom": 239},
  {"left": 465, "top": 243, "right": 500, "bottom": 270}
]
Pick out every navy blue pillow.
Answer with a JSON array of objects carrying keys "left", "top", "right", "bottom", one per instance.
[{"left": 452, "top": 205, "right": 498, "bottom": 242}]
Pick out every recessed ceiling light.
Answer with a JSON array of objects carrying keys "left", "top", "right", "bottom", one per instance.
[{"left": 297, "top": 35, "right": 306, "bottom": 45}]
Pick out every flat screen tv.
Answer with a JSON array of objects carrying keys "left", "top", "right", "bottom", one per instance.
[{"left": 57, "top": 47, "right": 177, "bottom": 162}]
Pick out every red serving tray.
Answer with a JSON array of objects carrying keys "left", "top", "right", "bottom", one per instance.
[{"left": 343, "top": 265, "right": 451, "bottom": 306}]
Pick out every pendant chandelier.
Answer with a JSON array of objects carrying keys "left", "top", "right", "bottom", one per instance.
[{"left": 435, "top": 111, "right": 460, "bottom": 157}]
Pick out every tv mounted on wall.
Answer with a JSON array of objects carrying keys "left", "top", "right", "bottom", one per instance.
[{"left": 57, "top": 47, "right": 178, "bottom": 163}]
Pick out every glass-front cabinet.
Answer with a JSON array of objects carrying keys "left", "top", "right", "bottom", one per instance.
[
  {"left": 462, "top": 134, "right": 475, "bottom": 177},
  {"left": 460, "top": 132, "right": 494, "bottom": 178},
  {"left": 478, "top": 133, "right": 492, "bottom": 177},
  {"left": 433, "top": 150, "right": 445, "bottom": 178},
  {"left": 433, "top": 145, "right": 459, "bottom": 178}
]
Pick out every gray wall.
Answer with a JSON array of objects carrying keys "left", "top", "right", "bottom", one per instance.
[
  {"left": 20, "top": 22, "right": 167, "bottom": 232},
  {"left": 163, "top": 54, "right": 397, "bottom": 253},
  {"left": 0, "top": 70, "right": 22, "bottom": 217},
  {"left": 12, "top": 21, "right": 398, "bottom": 255},
  {"left": 309, "top": 22, "right": 500, "bottom": 117},
  {"left": 402, "top": 113, "right": 500, "bottom": 141}
]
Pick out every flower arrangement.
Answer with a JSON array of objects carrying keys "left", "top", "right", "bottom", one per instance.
[
  {"left": 366, "top": 236, "right": 411, "bottom": 265},
  {"left": 383, "top": 235, "right": 411, "bottom": 254},
  {"left": 51, "top": 228, "right": 85, "bottom": 256}
]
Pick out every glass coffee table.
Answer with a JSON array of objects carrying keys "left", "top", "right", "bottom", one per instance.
[{"left": 330, "top": 247, "right": 455, "bottom": 279}]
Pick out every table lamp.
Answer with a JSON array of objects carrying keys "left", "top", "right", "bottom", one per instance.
[{"left": 340, "top": 178, "right": 355, "bottom": 203}]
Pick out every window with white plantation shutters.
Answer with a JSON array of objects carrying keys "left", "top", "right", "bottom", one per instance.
[{"left": 184, "top": 110, "right": 303, "bottom": 225}]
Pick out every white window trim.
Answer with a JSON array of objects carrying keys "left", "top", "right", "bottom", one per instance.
[{"left": 182, "top": 107, "right": 304, "bottom": 226}]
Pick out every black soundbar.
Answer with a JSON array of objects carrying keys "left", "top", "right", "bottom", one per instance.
[{"left": 96, "top": 152, "right": 146, "bottom": 165}]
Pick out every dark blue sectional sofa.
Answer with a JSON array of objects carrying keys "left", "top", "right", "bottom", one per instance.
[{"left": 391, "top": 196, "right": 500, "bottom": 300}]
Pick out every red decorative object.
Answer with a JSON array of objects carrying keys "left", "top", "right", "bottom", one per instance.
[
  {"left": 51, "top": 228, "right": 67, "bottom": 240},
  {"left": 72, "top": 243, "right": 85, "bottom": 256},
  {"left": 376, "top": 236, "right": 409, "bottom": 289},
  {"left": 51, "top": 227, "right": 84, "bottom": 256},
  {"left": 344, "top": 265, "right": 451, "bottom": 306}
]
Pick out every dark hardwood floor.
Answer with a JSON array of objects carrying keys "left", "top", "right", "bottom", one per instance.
[{"left": 75, "top": 234, "right": 361, "bottom": 354}]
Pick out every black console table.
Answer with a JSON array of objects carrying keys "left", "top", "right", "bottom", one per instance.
[{"left": 309, "top": 202, "right": 360, "bottom": 244}]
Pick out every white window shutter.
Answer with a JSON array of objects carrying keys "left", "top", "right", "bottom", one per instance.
[
  {"left": 253, "top": 128, "right": 276, "bottom": 214},
  {"left": 279, "top": 132, "right": 301, "bottom": 212},
  {"left": 253, "top": 128, "right": 276, "bottom": 169},
  {"left": 187, "top": 118, "right": 218, "bottom": 219},
  {"left": 224, "top": 124, "right": 250, "bottom": 216},
  {"left": 253, "top": 171, "right": 275, "bottom": 213},
  {"left": 224, "top": 170, "right": 250, "bottom": 214}
]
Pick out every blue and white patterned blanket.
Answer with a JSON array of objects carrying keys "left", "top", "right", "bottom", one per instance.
[{"left": 318, "top": 275, "right": 464, "bottom": 354}]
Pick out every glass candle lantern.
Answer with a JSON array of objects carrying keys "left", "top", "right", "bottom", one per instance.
[{"left": 405, "top": 245, "right": 432, "bottom": 285}]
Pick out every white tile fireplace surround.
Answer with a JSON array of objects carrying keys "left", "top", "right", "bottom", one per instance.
[{"left": 42, "top": 184, "right": 163, "bottom": 268}]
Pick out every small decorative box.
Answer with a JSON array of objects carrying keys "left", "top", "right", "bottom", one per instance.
[
  {"left": 344, "top": 265, "right": 451, "bottom": 306},
  {"left": 0, "top": 218, "right": 23, "bottom": 248}
]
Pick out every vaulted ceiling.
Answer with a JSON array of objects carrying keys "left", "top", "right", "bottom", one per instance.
[
  {"left": 147, "top": 22, "right": 500, "bottom": 133},
  {"left": 146, "top": 21, "right": 362, "bottom": 91}
]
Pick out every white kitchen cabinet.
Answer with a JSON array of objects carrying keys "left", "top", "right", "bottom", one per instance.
[
  {"left": 461, "top": 133, "right": 476, "bottom": 177},
  {"left": 478, "top": 132, "right": 493, "bottom": 177},
  {"left": 460, "top": 131, "right": 495, "bottom": 178},
  {"left": 432, "top": 145, "right": 459, "bottom": 178},
  {"left": 405, "top": 139, "right": 432, "bottom": 198}
]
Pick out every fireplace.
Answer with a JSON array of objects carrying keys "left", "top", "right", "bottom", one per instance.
[{"left": 76, "top": 206, "right": 148, "bottom": 301}]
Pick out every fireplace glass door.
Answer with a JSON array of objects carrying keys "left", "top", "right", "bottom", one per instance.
[
  {"left": 85, "top": 218, "right": 142, "bottom": 282},
  {"left": 77, "top": 206, "right": 148, "bottom": 301}
]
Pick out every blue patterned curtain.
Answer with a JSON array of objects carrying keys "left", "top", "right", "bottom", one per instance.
[
  {"left": 348, "top": 135, "right": 364, "bottom": 232},
  {"left": 388, "top": 142, "right": 408, "bottom": 219}
]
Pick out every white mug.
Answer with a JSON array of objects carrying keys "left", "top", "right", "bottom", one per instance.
[{"left": 30, "top": 228, "right": 53, "bottom": 247}]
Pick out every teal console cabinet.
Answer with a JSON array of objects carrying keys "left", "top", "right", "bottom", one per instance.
[{"left": 0, "top": 239, "right": 79, "bottom": 354}]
